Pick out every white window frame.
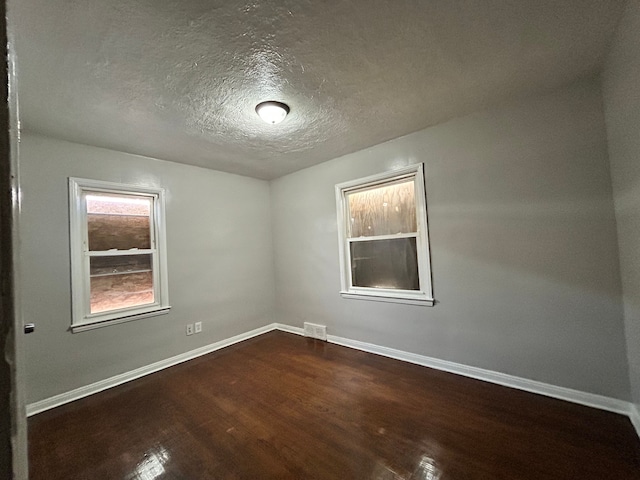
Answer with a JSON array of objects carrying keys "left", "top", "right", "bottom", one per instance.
[
  {"left": 335, "top": 164, "right": 434, "bottom": 306},
  {"left": 69, "top": 178, "right": 171, "bottom": 332}
]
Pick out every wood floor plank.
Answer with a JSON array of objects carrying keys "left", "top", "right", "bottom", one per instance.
[{"left": 28, "top": 331, "right": 640, "bottom": 479}]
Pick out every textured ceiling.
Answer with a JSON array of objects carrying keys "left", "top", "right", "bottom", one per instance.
[{"left": 11, "top": 0, "right": 626, "bottom": 180}]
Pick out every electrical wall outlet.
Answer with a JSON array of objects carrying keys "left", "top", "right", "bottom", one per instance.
[
  {"left": 195, "top": 322, "right": 202, "bottom": 333},
  {"left": 186, "top": 324, "right": 194, "bottom": 336}
]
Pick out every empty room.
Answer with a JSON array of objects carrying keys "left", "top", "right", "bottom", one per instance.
[{"left": 3, "top": 0, "right": 640, "bottom": 478}]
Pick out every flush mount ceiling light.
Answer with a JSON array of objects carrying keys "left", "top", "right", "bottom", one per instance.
[{"left": 255, "top": 101, "right": 290, "bottom": 124}]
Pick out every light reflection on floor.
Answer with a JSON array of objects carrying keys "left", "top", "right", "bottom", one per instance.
[
  {"left": 126, "top": 446, "right": 170, "bottom": 480},
  {"left": 415, "top": 454, "right": 441, "bottom": 480},
  {"left": 370, "top": 453, "right": 441, "bottom": 480}
]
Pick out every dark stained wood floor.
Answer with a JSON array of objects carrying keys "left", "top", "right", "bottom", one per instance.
[{"left": 29, "top": 331, "right": 640, "bottom": 479}]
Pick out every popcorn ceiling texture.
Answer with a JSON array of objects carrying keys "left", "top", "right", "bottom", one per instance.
[{"left": 12, "top": 0, "right": 626, "bottom": 179}]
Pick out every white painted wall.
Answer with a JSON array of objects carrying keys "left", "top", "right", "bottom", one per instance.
[
  {"left": 19, "top": 134, "right": 275, "bottom": 404},
  {"left": 603, "top": 0, "right": 640, "bottom": 410},
  {"left": 271, "top": 78, "right": 631, "bottom": 399}
]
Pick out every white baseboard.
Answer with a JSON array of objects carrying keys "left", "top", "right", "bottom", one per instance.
[
  {"left": 27, "top": 321, "right": 639, "bottom": 441},
  {"left": 26, "top": 324, "right": 278, "bottom": 416},
  {"left": 630, "top": 403, "right": 640, "bottom": 439},
  {"left": 274, "top": 323, "right": 634, "bottom": 418},
  {"left": 274, "top": 323, "right": 304, "bottom": 336}
]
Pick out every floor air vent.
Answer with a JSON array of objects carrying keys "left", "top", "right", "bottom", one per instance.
[{"left": 303, "top": 322, "right": 327, "bottom": 341}]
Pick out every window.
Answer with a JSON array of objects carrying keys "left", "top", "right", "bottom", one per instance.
[
  {"left": 69, "top": 178, "right": 170, "bottom": 332},
  {"left": 335, "top": 164, "right": 434, "bottom": 306}
]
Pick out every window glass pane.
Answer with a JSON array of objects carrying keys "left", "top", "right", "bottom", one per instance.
[
  {"left": 85, "top": 192, "right": 152, "bottom": 251},
  {"left": 89, "top": 254, "right": 154, "bottom": 313},
  {"left": 347, "top": 179, "right": 416, "bottom": 237},
  {"left": 350, "top": 237, "right": 419, "bottom": 290}
]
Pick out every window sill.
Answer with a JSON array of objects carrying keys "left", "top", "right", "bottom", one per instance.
[
  {"left": 340, "top": 291, "right": 435, "bottom": 306},
  {"left": 71, "top": 306, "right": 171, "bottom": 333}
]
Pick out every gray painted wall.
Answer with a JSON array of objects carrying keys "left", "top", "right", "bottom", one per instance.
[
  {"left": 271, "top": 78, "right": 631, "bottom": 399},
  {"left": 20, "top": 134, "right": 275, "bottom": 403},
  {"left": 603, "top": 0, "right": 640, "bottom": 409}
]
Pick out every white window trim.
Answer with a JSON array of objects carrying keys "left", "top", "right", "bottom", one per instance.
[
  {"left": 69, "top": 178, "right": 171, "bottom": 332},
  {"left": 335, "top": 164, "right": 435, "bottom": 306}
]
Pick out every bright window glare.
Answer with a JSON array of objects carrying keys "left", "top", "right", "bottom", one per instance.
[
  {"left": 86, "top": 195, "right": 149, "bottom": 205},
  {"left": 86, "top": 194, "right": 151, "bottom": 216}
]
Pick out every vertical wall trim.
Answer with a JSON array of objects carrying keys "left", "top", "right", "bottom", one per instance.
[
  {"left": 0, "top": 0, "right": 14, "bottom": 475},
  {"left": 3, "top": 0, "right": 29, "bottom": 475}
]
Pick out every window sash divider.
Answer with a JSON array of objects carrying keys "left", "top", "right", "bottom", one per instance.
[
  {"left": 347, "top": 232, "right": 418, "bottom": 242},
  {"left": 86, "top": 249, "right": 156, "bottom": 257},
  {"left": 89, "top": 269, "right": 153, "bottom": 278}
]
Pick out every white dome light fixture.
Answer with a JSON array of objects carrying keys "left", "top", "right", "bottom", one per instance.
[{"left": 255, "top": 101, "right": 290, "bottom": 124}]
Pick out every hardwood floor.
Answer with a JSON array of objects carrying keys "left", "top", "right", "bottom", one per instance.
[{"left": 28, "top": 331, "right": 640, "bottom": 479}]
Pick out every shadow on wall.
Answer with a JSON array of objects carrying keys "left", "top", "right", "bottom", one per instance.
[{"left": 424, "top": 91, "right": 620, "bottom": 300}]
